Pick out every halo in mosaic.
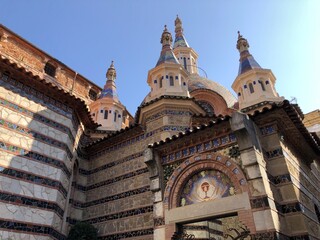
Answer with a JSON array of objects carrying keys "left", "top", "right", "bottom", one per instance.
[{"left": 179, "top": 170, "right": 235, "bottom": 206}]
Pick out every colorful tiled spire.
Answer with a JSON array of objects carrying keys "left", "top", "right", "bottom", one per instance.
[
  {"left": 99, "top": 61, "right": 119, "bottom": 101},
  {"left": 156, "top": 25, "right": 179, "bottom": 66},
  {"left": 173, "top": 15, "right": 189, "bottom": 48},
  {"left": 237, "top": 31, "right": 261, "bottom": 75}
]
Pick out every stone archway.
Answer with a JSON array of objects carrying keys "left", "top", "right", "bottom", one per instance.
[{"left": 163, "top": 152, "right": 255, "bottom": 239}]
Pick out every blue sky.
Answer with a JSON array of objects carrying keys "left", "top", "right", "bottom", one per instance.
[{"left": 1, "top": 1, "right": 319, "bottom": 115}]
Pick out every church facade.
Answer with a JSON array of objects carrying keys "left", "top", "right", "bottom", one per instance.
[{"left": 0, "top": 16, "right": 319, "bottom": 240}]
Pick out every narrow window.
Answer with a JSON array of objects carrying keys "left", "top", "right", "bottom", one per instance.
[
  {"left": 100, "top": 109, "right": 103, "bottom": 113},
  {"left": 44, "top": 62, "right": 56, "bottom": 77},
  {"left": 160, "top": 77, "right": 163, "bottom": 88},
  {"left": 104, "top": 110, "right": 108, "bottom": 119},
  {"left": 259, "top": 80, "right": 266, "bottom": 91},
  {"left": 183, "top": 57, "right": 187, "bottom": 70},
  {"left": 114, "top": 112, "right": 117, "bottom": 122},
  {"left": 249, "top": 83, "right": 254, "bottom": 93},
  {"left": 169, "top": 76, "right": 174, "bottom": 86}
]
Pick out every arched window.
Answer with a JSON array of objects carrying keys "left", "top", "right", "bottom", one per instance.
[
  {"left": 89, "top": 89, "right": 97, "bottom": 101},
  {"left": 44, "top": 62, "right": 56, "bottom": 77},
  {"left": 169, "top": 76, "right": 174, "bottom": 86},
  {"left": 259, "top": 80, "right": 266, "bottom": 91},
  {"left": 249, "top": 83, "right": 254, "bottom": 93},
  {"left": 104, "top": 110, "right": 108, "bottom": 119},
  {"left": 198, "top": 101, "right": 215, "bottom": 115}
]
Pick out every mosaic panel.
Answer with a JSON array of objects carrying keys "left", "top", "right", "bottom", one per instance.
[
  {"left": 0, "top": 191, "right": 64, "bottom": 217},
  {"left": 0, "top": 118, "right": 73, "bottom": 159},
  {"left": 0, "top": 97, "right": 75, "bottom": 142},
  {"left": 179, "top": 170, "right": 235, "bottom": 206},
  {"left": 0, "top": 140, "right": 71, "bottom": 178},
  {"left": 0, "top": 219, "right": 66, "bottom": 240},
  {"left": 0, "top": 166, "right": 67, "bottom": 197}
]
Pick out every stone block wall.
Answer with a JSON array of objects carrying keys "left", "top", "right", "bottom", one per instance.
[{"left": 0, "top": 71, "right": 83, "bottom": 239}]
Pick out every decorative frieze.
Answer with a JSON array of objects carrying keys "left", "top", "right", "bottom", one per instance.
[
  {"left": 161, "top": 133, "right": 237, "bottom": 164},
  {"left": 265, "top": 147, "right": 283, "bottom": 159},
  {"left": 250, "top": 196, "right": 269, "bottom": 209},
  {"left": 145, "top": 110, "right": 192, "bottom": 122}
]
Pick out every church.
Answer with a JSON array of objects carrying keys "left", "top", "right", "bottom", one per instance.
[{"left": 0, "top": 16, "right": 319, "bottom": 240}]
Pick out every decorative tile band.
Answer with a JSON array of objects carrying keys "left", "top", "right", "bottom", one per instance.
[
  {"left": 154, "top": 217, "right": 165, "bottom": 227},
  {"left": 0, "top": 219, "right": 66, "bottom": 240},
  {"left": 260, "top": 125, "right": 276, "bottom": 136},
  {"left": 265, "top": 147, "right": 283, "bottom": 159},
  {"left": 0, "top": 190, "right": 64, "bottom": 217},
  {"left": 79, "top": 152, "right": 144, "bottom": 175},
  {"left": 161, "top": 133, "right": 237, "bottom": 164},
  {"left": 1, "top": 72, "right": 80, "bottom": 131},
  {"left": 0, "top": 118, "right": 73, "bottom": 159},
  {"left": 0, "top": 165, "right": 68, "bottom": 197},
  {"left": 0, "top": 140, "right": 71, "bottom": 178},
  {"left": 0, "top": 96, "right": 75, "bottom": 143},
  {"left": 74, "top": 168, "right": 148, "bottom": 192},
  {"left": 98, "top": 228, "right": 153, "bottom": 240},
  {"left": 70, "top": 186, "right": 150, "bottom": 208},
  {"left": 145, "top": 110, "right": 192, "bottom": 122},
  {"left": 85, "top": 205, "right": 153, "bottom": 224}
]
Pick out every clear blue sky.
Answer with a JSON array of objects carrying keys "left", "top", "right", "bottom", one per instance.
[{"left": 1, "top": 1, "right": 319, "bottom": 115}]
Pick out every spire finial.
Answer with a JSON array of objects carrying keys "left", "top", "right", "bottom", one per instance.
[
  {"left": 236, "top": 31, "right": 249, "bottom": 53},
  {"left": 175, "top": 15, "right": 183, "bottom": 37},
  {"left": 160, "top": 25, "right": 173, "bottom": 46},
  {"left": 237, "top": 31, "right": 242, "bottom": 39},
  {"left": 106, "top": 60, "right": 116, "bottom": 80}
]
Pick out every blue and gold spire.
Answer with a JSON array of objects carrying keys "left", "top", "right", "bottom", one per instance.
[
  {"left": 173, "top": 15, "right": 189, "bottom": 48},
  {"left": 156, "top": 25, "right": 179, "bottom": 67},
  {"left": 99, "top": 61, "right": 119, "bottom": 101},
  {"left": 237, "top": 31, "right": 261, "bottom": 75}
]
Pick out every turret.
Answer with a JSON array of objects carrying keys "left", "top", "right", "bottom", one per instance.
[
  {"left": 232, "top": 32, "right": 284, "bottom": 111},
  {"left": 145, "top": 25, "right": 190, "bottom": 102},
  {"left": 89, "top": 61, "right": 129, "bottom": 131},
  {"left": 173, "top": 15, "right": 199, "bottom": 74}
]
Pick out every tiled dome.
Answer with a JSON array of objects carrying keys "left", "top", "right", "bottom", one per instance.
[{"left": 188, "top": 74, "right": 237, "bottom": 108}]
